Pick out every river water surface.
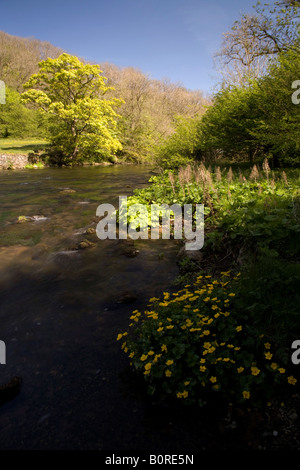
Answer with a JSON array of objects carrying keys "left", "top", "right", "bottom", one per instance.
[{"left": 0, "top": 165, "right": 185, "bottom": 450}]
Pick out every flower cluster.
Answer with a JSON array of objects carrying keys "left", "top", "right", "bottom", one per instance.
[{"left": 117, "top": 272, "right": 297, "bottom": 406}]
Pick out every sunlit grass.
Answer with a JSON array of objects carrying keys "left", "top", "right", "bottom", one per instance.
[{"left": 0, "top": 138, "right": 48, "bottom": 155}]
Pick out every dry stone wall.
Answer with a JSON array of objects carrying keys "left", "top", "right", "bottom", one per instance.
[{"left": 0, "top": 154, "right": 28, "bottom": 169}]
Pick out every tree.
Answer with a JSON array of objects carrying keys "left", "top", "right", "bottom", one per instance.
[
  {"left": 0, "top": 31, "right": 63, "bottom": 92},
  {"left": 156, "top": 114, "right": 203, "bottom": 169},
  {"left": 21, "top": 53, "right": 123, "bottom": 165},
  {"left": 200, "top": 84, "right": 262, "bottom": 163},
  {"left": 215, "top": 1, "right": 300, "bottom": 86},
  {"left": 0, "top": 87, "right": 43, "bottom": 138},
  {"left": 101, "top": 63, "right": 208, "bottom": 162},
  {"left": 250, "top": 50, "right": 300, "bottom": 166}
]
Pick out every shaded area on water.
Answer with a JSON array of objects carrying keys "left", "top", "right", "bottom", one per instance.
[{"left": 0, "top": 166, "right": 206, "bottom": 450}]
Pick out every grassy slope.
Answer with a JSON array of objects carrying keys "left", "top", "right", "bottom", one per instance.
[{"left": 0, "top": 138, "right": 48, "bottom": 155}]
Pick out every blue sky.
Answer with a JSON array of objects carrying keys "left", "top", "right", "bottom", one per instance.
[{"left": 0, "top": 0, "right": 258, "bottom": 94}]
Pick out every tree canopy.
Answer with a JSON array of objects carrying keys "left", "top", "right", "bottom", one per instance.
[{"left": 21, "top": 53, "right": 123, "bottom": 165}]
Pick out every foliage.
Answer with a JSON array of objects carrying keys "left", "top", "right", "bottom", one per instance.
[
  {"left": 249, "top": 50, "right": 300, "bottom": 166},
  {"left": 117, "top": 272, "right": 298, "bottom": 407},
  {"left": 199, "top": 49, "right": 300, "bottom": 166},
  {"left": 0, "top": 87, "right": 44, "bottom": 138},
  {"left": 117, "top": 162, "right": 300, "bottom": 407},
  {"left": 21, "top": 53, "right": 123, "bottom": 165},
  {"left": 200, "top": 85, "right": 260, "bottom": 162},
  {"left": 155, "top": 115, "right": 203, "bottom": 169}
]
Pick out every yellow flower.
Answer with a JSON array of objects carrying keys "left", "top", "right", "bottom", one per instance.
[
  {"left": 278, "top": 368, "right": 286, "bottom": 374},
  {"left": 265, "top": 352, "right": 273, "bottom": 360},
  {"left": 140, "top": 354, "right": 148, "bottom": 361},
  {"left": 251, "top": 366, "right": 260, "bottom": 376},
  {"left": 237, "top": 367, "right": 244, "bottom": 373},
  {"left": 209, "top": 376, "right": 217, "bottom": 383},
  {"left": 165, "top": 369, "right": 172, "bottom": 377},
  {"left": 184, "top": 381, "right": 190, "bottom": 386},
  {"left": 161, "top": 344, "right": 167, "bottom": 352},
  {"left": 166, "top": 325, "right": 174, "bottom": 329},
  {"left": 236, "top": 326, "right": 242, "bottom": 332},
  {"left": 203, "top": 297, "right": 210, "bottom": 302},
  {"left": 153, "top": 354, "right": 161, "bottom": 363},
  {"left": 203, "top": 330, "right": 210, "bottom": 336},
  {"left": 264, "top": 342, "right": 271, "bottom": 349},
  {"left": 288, "top": 376, "right": 297, "bottom": 385},
  {"left": 271, "top": 362, "right": 278, "bottom": 370},
  {"left": 200, "top": 365, "right": 206, "bottom": 372},
  {"left": 144, "top": 363, "right": 152, "bottom": 371},
  {"left": 157, "top": 327, "right": 164, "bottom": 332},
  {"left": 166, "top": 359, "right": 174, "bottom": 366},
  {"left": 242, "top": 391, "right": 250, "bottom": 399},
  {"left": 117, "top": 333, "right": 127, "bottom": 341},
  {"left": 177, "top": 390, "right": 188, "bottom": 399},
  {"left": 228, "top": 293, "right": 235, "bottom": 297},
  {"left": 129, "top": 352, "right": 135, "bottom": 358}
]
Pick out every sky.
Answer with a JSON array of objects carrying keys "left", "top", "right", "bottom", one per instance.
[{"left": 0, "top": 0, "right": 258, "bottom": 95}]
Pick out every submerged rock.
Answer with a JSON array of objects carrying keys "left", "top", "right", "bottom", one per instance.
[
  {"left": 78, "top": 239, "right": 97, "bottom": 249},
  {"left": 117, "top": 291, "right": 137, "bottom": 304}
]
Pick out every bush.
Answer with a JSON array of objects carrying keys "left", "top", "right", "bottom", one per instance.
[{"left": 117, "top": 272, "right": 298, "bottom": 407}]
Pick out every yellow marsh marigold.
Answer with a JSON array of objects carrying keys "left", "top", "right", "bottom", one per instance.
[
  {"left": 166, "top": 359, "right": 174, "bottom": 366},
  {"left": 251, "top": 366, "right": 260, "bottom": 376},
  {"left": 288, "top": 376, "right": 297, "bottom": 385},
  {"left": 177, "top": 390, "right": 188, "bottom": 399},
  {"left": 165, "top": 370, "right": 172, "bottom": 377},
  {"left": 243, "top": 391, "right": 250, "bottom": 399}
]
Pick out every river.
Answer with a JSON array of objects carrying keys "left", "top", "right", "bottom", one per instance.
[{"left": 0, "top": 165, "right": 183, "bottom": 450}]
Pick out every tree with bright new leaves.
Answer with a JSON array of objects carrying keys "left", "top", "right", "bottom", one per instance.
[{"left": 21, "top": 53, "right": 123, "bottom": 165}]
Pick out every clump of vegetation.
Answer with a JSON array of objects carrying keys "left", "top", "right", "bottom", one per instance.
[
  {"left": 117, "top": 162, "right": 300, "bottom": 407},
  {"left": 118, "top": 272, "right": 298, "bottom": 407}
]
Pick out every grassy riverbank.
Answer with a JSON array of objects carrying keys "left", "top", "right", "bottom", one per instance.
[
  {"left": 117, "top": 162, "right": 300, "bottom": 413},
  {"left": 0, "top": 138, "right": 48, "bottom": 155}
]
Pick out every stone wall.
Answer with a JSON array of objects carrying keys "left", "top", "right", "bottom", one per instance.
[{"left": 0, "top": 154, "right": 29, "bottom": 169}]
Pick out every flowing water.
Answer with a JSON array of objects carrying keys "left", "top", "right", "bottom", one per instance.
[{"left": 0, "top": 165, "right": 182, "bottom": 450}]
